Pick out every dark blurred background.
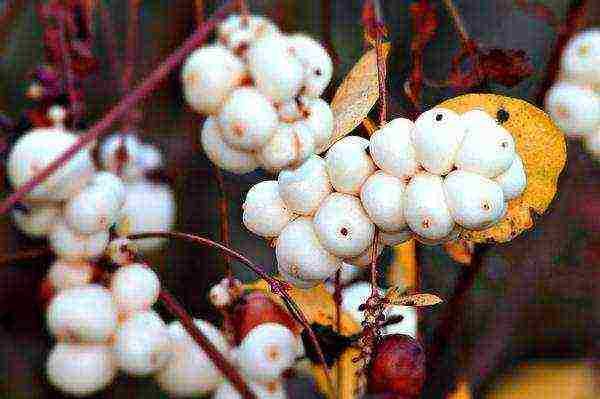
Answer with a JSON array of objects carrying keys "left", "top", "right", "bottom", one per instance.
[{"left": 0, "top": 0, "right": 598, "bottom": 398}]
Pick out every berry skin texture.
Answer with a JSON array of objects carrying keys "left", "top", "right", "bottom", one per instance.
[
  {"left": 200, "top": 117, "right": 259, "bottom": 174},
  {"left": 181, "top": 44, "right": 245, "bottom": 115},
  {"left": 368, "top": 334, "right": 426, "bottom": 397},
  {"left": 545, "top": 81, "right": 600, "bottom": 137},
  {"left": 247, "top": 35, "right": 304, "bottom": 102},
  {"left": 219, "top": 87, "right": 279, "bottom": 151},
  {"left": 49, "top": 220, "right": 110, "bottom": 260},
  {"left": 116, "top": 180, "right": 176, "bottom": 251},
  {"left": 46, "top": 284, "right": 118, "bottom": 343},
  {"left": 460, "top": 108, "right": 498, "bottom": 128},
  {"left": 325, "top": 136, "right": 376, "bottom": 195},
  {"left": 46, "top": 343, "right": 116, "bottom": 397},
  {"left": 110, "top": 263, "right": 160, "bottom": 315},
  {"left": 64, "top": 184, "right": 123, "bottom": 234},
  {"left": 47, "top": 260, "right": 94, "bottom": 291},
  {"left": 155, "top": 319, "right": 231, "bottom": 397},
  {"left": 444, "top": 170, "right": 506, "bottom": 230},
  {"left": 494, "top": 155, "right": 527, "bottom": 200},
  {"left": 404, "top": 172, "right": 455, "bottom": 241},
  {"left": 114, "top": 311, "right": 172, "bottom": 376},
  {"left": 369, "top": 118, "right": 419, "bottom": 180},
  {"left": 258, "top": 121, "right": 315, "bottom": 171},
  {"left": 560, "top": 29, "right": 600, "bottom": 85},
  {"left": 279, "top": 268, "right": 321, "bottom": 289},
  {"left": 213, "top": 379, "right": 287, "bottom": 399},
  {"left": 346, "top": 241, "right": 384, "bottom": 267},
  {"left": 413, "top": 108, "right": 466, "bottom": 175},
  {"left": 236, "top": 322, "right": 298, "bottom": 383},
  {"left": 454, "top": 121, "right": 517, "bottom": 178},
  {"left": 276, "top": 216, "right": 342, "bottom": 283},
  {"left": 7, "top": 127, "right": 95, "bottom": 201},
  {"left": 277, "top": 155, "right": 332, "bottom": 216},
  {"left": 305, "top": 98, "right": 334, "bottom": 153},
  {"left": 242, "top": 180, "right": 293, "bottom": 238},
  {"left": 379, "top": 229, "right": 413, "bottom": 246},
  {"left": 313, "top": 192, "right": 376, "bottom": 258},
  {"left": 288, "top": 34, "right": 333, "bottom": 98},
  {"left": 360, "top": 171, "right": 407, "bottom": 233},
  {"left": 217, "top": 14, "right": 280, "bottom": 56},
  {"left": 12, "top": 203, "right": 61, "bottom": 238},
  {"left": 91, "top": 172, "right": 126, "bottom": 206}
]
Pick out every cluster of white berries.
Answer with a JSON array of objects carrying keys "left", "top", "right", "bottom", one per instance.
[
  {"left": 243, "top": 107, "right": 527, "bottom": 289},
  {"left": 545, "top": 29, "right": 600, "bottom": 158},
  {"left": 181, "top": 14, "right": 334, "bottom": 174}
]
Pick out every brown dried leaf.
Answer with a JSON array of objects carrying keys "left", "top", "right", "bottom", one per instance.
[
  {"left": 392, "top": 293, "right": 444, "bottom": 307},
  {"left": 329, "top": 43, "right": 391, "bottom": 147}
]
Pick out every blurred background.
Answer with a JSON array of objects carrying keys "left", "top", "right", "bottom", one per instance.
[{"left": 0, "top": 0, "right": 598, "bottom": 398}]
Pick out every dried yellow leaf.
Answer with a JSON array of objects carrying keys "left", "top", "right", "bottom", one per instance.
[
  {"left": 439, "top": 94, "right": 567, "bottom": 243},
  {"left": 329, "top": 43, "right": 391, "bottom": 147},
  {"left": 443, "top": 240, "right": 474, "bottom": 265},
  {"left": 390, "top": 292, "right": 444, "bottom": 307}
]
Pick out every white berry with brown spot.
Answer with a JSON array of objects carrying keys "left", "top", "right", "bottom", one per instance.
[
  {"left": 560, "top": 29, "right": 600, "bottom": 86},
  {"left": 217, "top": 14, "right": 280, "bottom": 56},
  {"left": 288, "top": 33, "right": 333, "bottom": 98},
  {"left": 545, "top": 81, "right": 600, "bottom": 137}
]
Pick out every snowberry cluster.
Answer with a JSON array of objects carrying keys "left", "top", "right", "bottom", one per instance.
[
  {"left": 243, "top": 107, "right": 527, "bottom": 288},
  {"left": 181, "top": 14, "right": 334, "bottom": 174},
  {"left": 545, "top": 29, "right": 600, "bottom": 158}
]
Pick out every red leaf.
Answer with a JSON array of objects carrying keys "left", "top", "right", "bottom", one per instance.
[{"left": 478, "top": 48, "right": 535, "bottom": 87}]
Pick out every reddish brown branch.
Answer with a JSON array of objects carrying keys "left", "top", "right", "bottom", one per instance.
[
  {"left": 441, "top": 0, "right": 471, "bottom": 47},
  {"left": 214, "top": 168, "right": 233, "bottom": 280},
  {"left": 159, "top": 289, "right": 256, "bottom": 399},
  {"left": 0, "top": 0, "right": 240, "bottom": 215}
]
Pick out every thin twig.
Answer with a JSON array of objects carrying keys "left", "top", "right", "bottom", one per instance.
[
  {"left": 159, "top": 289, "right": 256, "bottom": 399},
  {"left": 441, "top": 0, "right": 471, "bottom": 47},
  {"left": 214, "top": 168, "right": 232, "bottom": 281},
  {"left": 333, "top": 269, "right": 342, "bottom": 396},
  {"left": 0, "top": 0, "right": 240, "bottom": 215}
]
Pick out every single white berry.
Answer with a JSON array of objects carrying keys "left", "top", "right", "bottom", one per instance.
[
  {"left": 12, "top": 203, "right": 61, "bottom": 238},
  {"left": 201, "top": 117, "right": 259, "bottom": 174},
  {"left": 247, "top": 35, "right": 304, "bottom": 102},
  {"left": 116, "top": 180, "right": 176, "bottom": 251},
  {"left": 219, "top": 87, "right": 279, "bottom": 150},
  {"left": 278, "top": 155, "right": 332, "bottom": 215},
  {"left": 46, "top": 284, "right": 117, "bottom": 343},
  {"left": 313, "top": 193, "right": 375, "bottom": 258},
  {"left": 379, "top": 229, "right": 413, "bottom": 246},
  {"left": 217, "top": 14, "right": 280, "bottom": 55},
  {"left": 106, "top": 238, "right": 138, "bottom": 266},
  {"left": 64, "top": 184, "right": 122, "bottom": 234},
  {"left": 545, "top": 81, "right": 600, "bottom": 137},
  {"left": 110, "top": 263, "right": 160, "bottom": 315},
  {"left": 208, "top": 282, "right": 231, "bottom": 308},
  {"left": 49, "top": 220, "right": 110, "bottom": 260},
  {"left": 7, "top": 127, "right": 95, "bottom": 201},
  {"left": 114, "top": 311, "right": 172, "bottom": 376},
  {"left": 560, "top": 29, "right": 600, "bottom": 85},
  {"left": 46, "top": 343, "right": 116, "bottom": 397},
  {"left": 360, "top": 171, "right": 407, "bottom": 233},
  {"left": 237, "top": 322, "right": 297, "bottom": 383},
  {"left": 325, "top": 136, "right": 376, "bottom": 195},
  {"left": 413, "top": 108, "right": 466, "bottom": 175},
  {"left": 213, "top": 379, "right": 287, "bottom": 399},
  {"left": 156, "top": 319, "right": 231, "bottom": 397},
  {"left": 276, "top": 217, "right": 341, "bottom": 283},
  {"left": 99, "top": 133, "right": 144, "bottom": 181},
  {"left": 404, "top": 172, "right": 455, "bottom": 241},
  {"left": 258, "top": 121, "right": 315, "bottom": 172},
  {"left": 47, "top": 259, "right": 94, "bottom": 291},
  {"left": 369, "top": 118, "right": 419, "bottom": 179},
  {"left": 288, "top": 34, "right": 333, "bottom": 98},
  {"left": 346, "top": 241, "right": 383, "bottom": 267},
  {"left": 443, "top": 170, "right": 506, "bottom": 230},
  {"left": 494, "top": 155, "right": 527, "bottom": 200},
  {"left": 91, "top": 172, "right": 126, "bottom": 206},
  {"left": 181, "top": 44, "right": 246, "bottom": 115},
  {"left": 242, "top": 180, "right": 293, "bottom": 238}
]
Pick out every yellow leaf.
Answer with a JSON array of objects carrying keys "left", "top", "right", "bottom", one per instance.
[
  {"left": 439, "top": 94, "right": 567, "bottom": 244},
  {"left": 443, "top": 240, "right": 474, "bottom": 265},
  {"left": 390, "top": 292, "right": 444, "bottom": 307},
  {"left": 329, "top": 43, "right": 391, "bottom": 148}
]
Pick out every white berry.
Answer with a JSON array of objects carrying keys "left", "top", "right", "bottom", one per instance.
[
  {"left": 360, "top": 171, "right": 407, "bottom": 233},
  {"left": 369, "top": 118, "right": 419, "bottom": 179},
  {"left": 545, "top": 81, "right": 600, "bottom": 137},
  {"left": 219, "top": 87, "right": 279, "bottom": 150},
  {"left": 243, "top": 180, "right": 293, "bottom": 238},
  {"left": 47, "top": 260, "right": 94, "bottom": 291},
  {"left": 494, "top": 155, "right": 527, "bottom": 200},
  {"left": 288, "top": 34, "right": 333, "bottom": 98},
  {"left": 201, "top": 116, "right": 259, "bottom": 174},
  {"left": 49, "top": 220, "right": 109, "bottom": 260},
  {"left": 325, "top": 136, "right": 376, "bottom": 195},
  {"left": 110, "top": 263, "right": 160, "bottom": 315},
  {"left": 278, "top": 155, "right": 332, "bottom": 215},
  {"left": 413, "top": 108, "right": 466, "bottom": 175},
  {"left": 218, "top": 14, "right": 280, "bottom": 55},
  {"left": 313, "top": 193, "right": 375, "bottom": 258},
  {"left": 64, "top": 184, "right": 122, "bottom": 234},
  {"left": 404, "top": 172, "right": 455, "bottom": 241},
  {"left": 46, "top": 284, "right": 117, "bottom": 343},
  {"left": 181, "top": 44, "right": 245, "bottom": 115},
  {"left": 12, "top": 203, "right": 61, "bottom": 238},
  {"left": 46, "top": 343, "right": 116, "bottom": 397},
  {"left": 444, "top": 170, "right": 506, "bottom": 230},
  {"left": 258, "top": 121, "right": 315, "bottom": 172},
  {"left": 91, "top": 172, "right": 126, "bottom": 206},
  {"left": 560, "top": 29, "right": 600, "bottom": 85}
]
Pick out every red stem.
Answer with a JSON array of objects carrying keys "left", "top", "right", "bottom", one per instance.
[
  {"left": 214, "top": 168, "right": 233, "bottom": 281},
  {"left": 159, "top": 289, "right": 256, "bottom": 399},
  {"left": 0, "top": 0, "right": 240, "bottom": 215}
]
